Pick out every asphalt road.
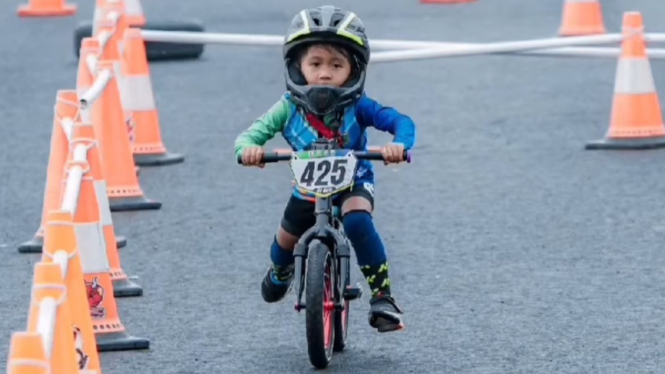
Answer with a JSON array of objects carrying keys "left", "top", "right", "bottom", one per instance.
[{"left": 2, "top": 0, "right": 665, "bottom": 373}]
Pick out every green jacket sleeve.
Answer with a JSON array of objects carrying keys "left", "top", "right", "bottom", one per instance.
[{"left": 234, "top": 97, "right": 290, "bottom": 158}]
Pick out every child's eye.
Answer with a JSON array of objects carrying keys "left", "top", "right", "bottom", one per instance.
[{"left": 310, "top": 62, "right": 320, "bottom": 67}]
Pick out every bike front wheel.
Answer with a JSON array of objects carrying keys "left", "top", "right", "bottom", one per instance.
[{"left": 305, "top": 240, "right": 335, "bottom": 369}]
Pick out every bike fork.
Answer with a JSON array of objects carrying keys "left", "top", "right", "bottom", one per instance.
[
  {"left": 336, "top": 243, "right": 363, "bottom": 306},
  {"left": 293, "top": 241, "right": 309, "bottom": 312}
]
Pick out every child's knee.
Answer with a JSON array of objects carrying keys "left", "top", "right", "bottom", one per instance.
[
  {"left": 276, "top": 226, "right": 300, "bottom": 250},
  {"left": 342, "top": 210, "right": 375, "bottom": 243}
]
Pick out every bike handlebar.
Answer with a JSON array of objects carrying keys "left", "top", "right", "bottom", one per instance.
[{"left": 236, "top": 149, "right": 412, "bottom": 164}]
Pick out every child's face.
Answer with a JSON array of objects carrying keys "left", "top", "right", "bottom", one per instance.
[{"left": 300, "top": 45, "right": 352, "bottom": 87}]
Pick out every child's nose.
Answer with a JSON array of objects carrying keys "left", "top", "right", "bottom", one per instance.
[{"left": 319, "top": 69, "right": 332, "bottom": 80}]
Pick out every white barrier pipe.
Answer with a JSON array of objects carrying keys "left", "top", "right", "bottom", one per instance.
[
  {"left": 80, "top": 69, "right": 112, "bottom": 110},
  {"left": 106, "top": 11, "right": 120, "bottom": 24},
  {"left": 646, "top": 33, "right": 665, "bottom": 43},
  {"left": 138, "top": 30, "right": 663, "bottom": 59},
  {"left": 60, "top": 144, "right": 88, "bottom": 214},
  {"left": 86, "top": 54, "right": 98, "bottom": 76},
  {"left": 52, "top": 250, "right": 70, "bottom": 280},
  {"left": 61, "top": 117, "right": 74, "bottom": 141},
  {"left": 97, "top": 31, "right": 112, "bottom": 51},
  {"left": 36, "top": 298, "right": 57, "bottom": 358},
  {"left": 140, "top": 30, "right": 284, "bottom": 46},
  {"left": 369, "top": 33, "right": 627, "bottom": 63},
  {"left": 526, "top": 46, "right": 665, "bottom": 59},
  {"left": 60, "top": 165, "right": 84, "bottom": 214},
  {"left": 362, "top": 39, "right": 665, "bottom": 59}
]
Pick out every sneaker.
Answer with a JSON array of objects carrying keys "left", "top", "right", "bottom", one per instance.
[
  {"left": 368, "top": 294, "right": 405, "bottom": 333},
  {"left": 261, "top": 265, "right": 294, "bottom": 303}
]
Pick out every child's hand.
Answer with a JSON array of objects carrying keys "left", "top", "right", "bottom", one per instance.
[
  {"left": 241, "top": 146, "right": 265, "bottom": 168},
  {"left": 381, "top": 142, "right": 406, "bottom": 164}
]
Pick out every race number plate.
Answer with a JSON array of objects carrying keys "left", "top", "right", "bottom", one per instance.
[{"left": 290, "top": 150, "right": 358, "bottom": 197}]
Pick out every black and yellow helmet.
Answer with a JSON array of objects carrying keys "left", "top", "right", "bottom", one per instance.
[{"left": 282, "top": 6, "right": 370, "bottom": 117}]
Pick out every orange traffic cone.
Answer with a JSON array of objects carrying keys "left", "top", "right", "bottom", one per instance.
[
  {"left": 42, "top": 210, "right": 102, "bottom": 372},
  {"left": 87, "top": 60, "right": 161, "bottom": 211},
  {"left": 122, "top": 0, "right": 147, "bottom": 27},
  {"left": 558, "top": 0, "right": 606, "bottom": 36},
  {"left": 18, "top": 90, "right": 125, "bottom": 252},
  {"left": 5, "top": 332, "right": 50, "bottom": 374},
  {"left": 26, "top": 262, "right": 79, "bottom": 374},
  {"left": 586, "top": 12, "right": 665, "bottom": 150},
  {"left": 17, "top": 91, "right": 74, "bottom": 254},
  {"left": 65, "top": 159, "right": 150, "bottom": 351},
  {"left": 94, "top": 2, "right": 128, "bottom": 62},
  {"left": 69, "top": 121, "right": 143, "bottom": 297},
  {"left": 119, "top": 27, "right": 185, "bottom": 166},
  {"left": 78, "top": 37, "right": 142, "bottom": 179},
  {"left": 17, "top": 0, "right": 76, "bottom": 17}
]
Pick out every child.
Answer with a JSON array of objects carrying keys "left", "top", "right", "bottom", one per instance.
[{"left": 235, "top": 5, "right": 416, "bottom": 333}]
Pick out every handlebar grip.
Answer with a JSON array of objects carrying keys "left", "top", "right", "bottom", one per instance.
[
  {"left": 236, "top": 153, "right": 291, "bottom": 164},
  {"left": 262, "top": 153, "right": 292, "bottom": 163},
  {"left": 356, "top": 150, "right": 412, "bottom": 163}
]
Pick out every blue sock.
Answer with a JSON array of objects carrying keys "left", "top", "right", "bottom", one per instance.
[
  {"left": 343, "top": 211, "right": 391, "bottom": 297},
  {"left": 270, "top": 237, "right": 294, "bottom": 283},
  {"left": 343, "top": 211, "right": 387, "bottom": 266}
]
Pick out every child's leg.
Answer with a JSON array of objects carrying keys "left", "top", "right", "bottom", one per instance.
[
  {"left": 339, "top": 185, "right": 404, "bottom": 332},
  {"left": 262, "top": 194, "right": 315, "bottom": 303}
]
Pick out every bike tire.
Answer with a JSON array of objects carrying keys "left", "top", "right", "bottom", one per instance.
[
  {"left": 305, "top": 241, "right": 335, "bottom": 369},
  {"left": 333, "top": 257, "right": 350, "bottom": 352}
]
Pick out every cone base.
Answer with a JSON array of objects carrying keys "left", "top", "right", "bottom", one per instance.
[
  {"left": 96, "top": 332, "right": 150, "bottom": 352},
  {"left": 19, "top": 235, "right": 126, "bottom": 253},
  {"left": 113, "top": 277, "right": 143, "bottom": 297},
  {"left": 585, "top": 136, "right": 665, "bottom": 150},
  {"left": 17, "top": 4, "right": 76, "bottom": 17},
  {"left": 134, "top": 152, "right": 185, "bottom": 167},
  {"left": 17, "top": 236, "right": 43, "bottom": 253},
  {"left": 109, "top": 196, "right": 162, "bottom": 212},
  {"left": 116, "top": 235, "right": 127, "bottom": 249}
]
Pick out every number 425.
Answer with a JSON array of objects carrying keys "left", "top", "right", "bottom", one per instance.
[{"left": 300, "top": 159, "right": 347, "bottom": 187}]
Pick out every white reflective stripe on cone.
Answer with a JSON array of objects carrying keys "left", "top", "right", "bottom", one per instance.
[
  {"left": 75, "top": 223, "right": 110, "bottom": 273},
  {"left": 94, "top": 180, "right": 114, "bottom": 226},
  {"left": 8, "top": 360, "right": 50, "bottom": 372},
  {"left": 614, "top": 58, "right": 657, "bottom": 94},
  {"left": 120, "top": 75, "right": 156, "bottom": 111}
]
